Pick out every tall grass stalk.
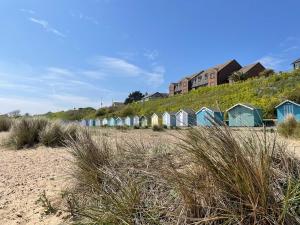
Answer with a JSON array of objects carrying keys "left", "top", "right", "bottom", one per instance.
[{"left": 66, "top": 125, "right": 300, "bottom": 224}]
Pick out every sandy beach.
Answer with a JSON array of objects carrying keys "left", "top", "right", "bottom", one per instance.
[{"left": 0, "top": 128, "right": 300, "bottom": 225}]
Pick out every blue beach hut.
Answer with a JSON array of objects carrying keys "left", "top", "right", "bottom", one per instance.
[
  {"left": 275, "top": 100, "right": 300, "bottom": 123},
  {"left": 88, "top": 119, "right": 96, "bottom": 127},
  {"left": 175, "top": 109, "right": 196, "bottom": 127},
  {"left": 227, "top": 103, "right": 263, "bottom": 127},
  {"left": 116, "top": 117, "right": 125, "bottom": 126},
  {"left": 196, "top": 107, "right": 224, "bottom": 126},
  {"left": 125, "top": 116, "right": 134, "bottom": 126},
  {"left": 162, "top": 112, "right": 176, "bottom": 127},
  {"left": 108, "top": 117, "right": 117, "bottom": 127}
]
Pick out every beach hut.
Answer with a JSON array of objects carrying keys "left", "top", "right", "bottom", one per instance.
[
  {"left": 80, "top": 119, "right": 88, "bottom": 127},
  {"left": 116, "top": 117, "right": 125, "bottom": 126},
  {"left": 227, "top": 103, "right": 263, "bottom": 127},
  {"left": 140, "top": 116, "right": 150, "bottom": 127},
  {"left": 196, "top": 107, "right": 224, "bottom": 126},
  {"left": 108, "top": 117, "right": 117, "bottom": 127},
  {"left": 125, "top": 116, "right": 134, "bottom": 126},
  {"left": 102, "top": 118, "right": 108, "bottom": 126},
  {"left": 175, "top": 109, "right": 196, "bottom": 127},
  {"left": 95, "top": 119, "right": 102, "bottom": 126},
  {"left": 151, "top": 113, "right": 162, "bottom": 127},
  {"left": 162, "top": 112, "right": 176, "bottom": 128},
  {"left": 88, "top": 119, "right": 95, "bottom": 127},
  {"left": 133, "top": 116, "right": 140, "bottom": 127},
  {"left": 275, "top": 100, "right": 300, "bottom": 123}
]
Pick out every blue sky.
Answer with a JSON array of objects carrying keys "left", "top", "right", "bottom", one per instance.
[{"left": 0, "top": 0, "right": 300, "bottom": 114}]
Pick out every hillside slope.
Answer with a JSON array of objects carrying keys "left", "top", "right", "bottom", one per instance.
[{"left": 46, "top": 70, "right": 300, "bottom": 120}]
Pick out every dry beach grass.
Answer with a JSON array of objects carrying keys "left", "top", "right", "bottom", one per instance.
[{"left": 0, "top": 126, "right": 300, "bottom": 224}]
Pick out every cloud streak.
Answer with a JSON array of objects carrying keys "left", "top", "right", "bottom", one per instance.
[
  {"left": 29, "top": 17, "right": 66, "bottom": 38},
  {"left": 91, "top": 56, "right": 165, "bottom": 87}
]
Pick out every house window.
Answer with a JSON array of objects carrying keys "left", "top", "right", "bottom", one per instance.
[
  {"left": 284, "top": 104, "right": 294, "bottom": 116},
  {"left": 205, "top": 74, "right": 208, "bottom": 79},
  {"left": 210, "top": 73, "right": 215, "bottom": 79}
]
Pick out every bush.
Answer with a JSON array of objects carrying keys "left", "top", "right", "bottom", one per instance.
[
  {"left": 277, "top": 115, "right": 298, "bottom": 138},
  {"left": 7, "top": 118, "right": 49, "bottom": 149},
  {"left": 0, "top": 117, "right": 12, "bottom": 132},
  {"left": 152, "top": 125, "right": 164, "bottom": 132},
  {"left": 40, "top": 122, "right": 65, "bottom": 147},
  {"left": 65, "top": 125, "right": 300, "bottom": 224},
  {"left": 40, "top": 122, "right": 79, "bottom": 147},
  {"left": 133, "top": 125, "right": 140, "bottom": 129},
  {"left": 115, "top": 125, "right": 129, "bottom": 131}
]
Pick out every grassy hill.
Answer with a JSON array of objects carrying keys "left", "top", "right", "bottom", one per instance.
[{"left": 45, "top": 70, "right": 300, "bottom": 120}]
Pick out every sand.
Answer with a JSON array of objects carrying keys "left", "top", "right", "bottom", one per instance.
[
  {"left": 0, "top": 128, "right": 299, "bottom": 225},
  {"left": 0, "top": 132, "right": 71, "bottom": 225}
]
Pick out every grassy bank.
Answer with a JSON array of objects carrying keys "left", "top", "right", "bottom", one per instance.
[{"left": 45, "top": 70, "right": 300, "bottom": 120}]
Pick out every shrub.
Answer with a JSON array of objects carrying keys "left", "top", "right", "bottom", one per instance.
[
  {"left": 152, "top": 125, "right": 164, "bottom": 132},
  {"left": 163, "top": 125, "right": 168, "bottom": 129},
  {"left": 115, "top": 125, "right": 129, "bottom": 131},
  {"left": 277, "top": 115, "right": 298, "bottom": 138},
  {"left": 7, "top": 118, "right": 49, "bottom": 149},
  {"left": 40, "top": 122, "right": 79, "bottom": 147},
  {"left": 0, "top": 117, "right": 12, "bottom": 132},
  {"left": 40, "top": 122, "right": 65, "bottom": 147},
  {"left": 133, "top": 125, "right": 140, "bottom": 129}
]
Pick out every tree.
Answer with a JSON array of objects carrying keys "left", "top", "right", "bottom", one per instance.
[
  {"left": 259, "top": 69, "right": 275, "bottom": 77},
  {"left": 124, "top": 91, "right": 144, "bottom": 104},
  {"left": 229, "top": 71, "right": 246, "bottom": 82}
]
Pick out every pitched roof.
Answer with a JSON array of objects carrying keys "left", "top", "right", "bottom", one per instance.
[
  {"left": 226, "top": 103, "right": 260, "bottom": 112},
  {"left": 176, "top": 108, "right": 195, "bottom": 115},
  {"left": 238, "top": 62, "right": 264, "bottom": 74},
  {"left": 163, "top": 111, "right": 176, "bottom": 116},
  {"left": 196, "top": 107, "right": 222, "bottom": 114},
  {"left": 143, "top": 92, "right": 168, "bottom": 99},
  {"left": 209, "top": 59, "right": 239, "bottom": 72},
  {"left": 152, "top": 112, "right": 163, "bottom": 117},
  {"left": 292, "top": 58, "right": 300, "bottom": 64},
  {"left": 275, "top": 100, "right": 300, "bottom": 108}
]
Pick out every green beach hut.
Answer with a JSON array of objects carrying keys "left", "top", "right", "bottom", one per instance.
[{"left": 227, "top": 103, "right": 263, "bottom": 127}]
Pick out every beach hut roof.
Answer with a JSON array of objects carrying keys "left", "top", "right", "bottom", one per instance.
[
  {"left": 275, "top": 100, "right": 300, "bottom": 108},
  {"left": 176, "top": 108, "right": 195, "bottom": 115},
  {"left": 196, "top": 107, "right": 221, "bottom": 114},
  {"left": 163, "top": 111, "right": 176, "bottom": 116},
  {"left": 226, "top": 103, "right": 259, "bottom": 112}
]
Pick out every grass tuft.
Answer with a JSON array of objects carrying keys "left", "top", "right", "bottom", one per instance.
[
  {"left": 7, "top": 118, "right": 48, "bottom": 149},
  {"left": 0, "top": 117, "right": 13, "bottom": 132},
  {"left": 65, "top": 125, "right": 300, "bottom": 224}
]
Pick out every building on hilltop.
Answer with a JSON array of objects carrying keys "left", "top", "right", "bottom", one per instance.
[
  {"left": 169, "top": 59, "right": 242, "bottom": 96},
  {"left": 292, "top": 58, "right": 300, "bottom": 70},
  {"left": 142, "top": 92, "right": 168, "bottom": 101},
  {"left": 229, "top": 62, "right": 266, "bottom": 83}
]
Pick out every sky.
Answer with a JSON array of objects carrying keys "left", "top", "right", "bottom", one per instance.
[{"left": 0, "top": 0, "right": 300, "bottom": 115}]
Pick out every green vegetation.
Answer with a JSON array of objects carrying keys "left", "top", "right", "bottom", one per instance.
[
  {"left": 124, "top": 90, "right": 144, "bottom": 104},
  {"left": 65, "top": 126, "right": 300, "bottom": 224},
  {"left": 278, "top": 115, "right": 300, "bottom": 139},
  {"left": 40, "top": 122, "right": 78, "bottom": 147},
  {"left": 45, "top": 70, "right": 300, "bottom": 120},
  {"left": 6, "top": 118, "right": 78, "bottom": 149},
  {"left": 0, "top": 117, "right": 12, "bottom": 132}
]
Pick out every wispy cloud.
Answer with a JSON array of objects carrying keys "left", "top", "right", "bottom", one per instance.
[
  {"left": 257, "top": 36, "right": 300, "bottom": 71},
  {"left": 19, "top": 8, "right": 35, "bottom": 14},
  {"left": 91, "top": 56, "right": 165, "bottom": 87},
  {"left": 257, "top": 55, "right": 286, "bottom": 70},
  {"left": 70, "top": 11, "right": 99, "bottom": 25},
  {"left": 29, "top": 17, "right": 66, "bottom": 38},
  {"left": 144, "top": 49, "right": 159, "bottom": 61}
]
